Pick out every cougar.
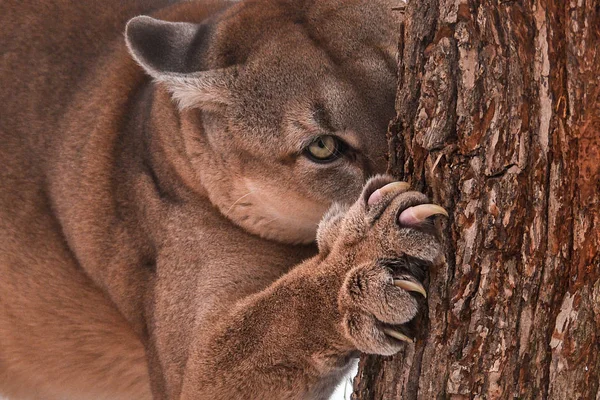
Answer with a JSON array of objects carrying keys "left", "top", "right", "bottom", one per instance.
[{"left": 0, "top": 0, "right": 446, "bottom": 398}]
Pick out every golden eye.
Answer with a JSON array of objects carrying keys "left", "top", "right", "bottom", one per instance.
[{"left": 305, "top": 136, "right": 343, "bottom": 162}]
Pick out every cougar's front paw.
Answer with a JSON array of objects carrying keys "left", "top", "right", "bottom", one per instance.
[{"left": 331, "top": 175, "right": 447, "bottom": 355}]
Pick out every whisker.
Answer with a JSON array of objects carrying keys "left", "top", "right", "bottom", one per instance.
[
  {"left": 226, "top": 191, "right": 254, "bottom": 217},
  {"left": 262, "top": 216, "right": 279, "bottom": 226}
]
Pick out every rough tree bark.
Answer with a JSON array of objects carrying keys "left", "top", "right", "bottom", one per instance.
[{"left": 353, "top": 0, "right": 599, "bottom": 398}]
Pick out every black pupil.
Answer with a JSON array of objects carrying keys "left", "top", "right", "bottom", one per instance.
[{"left": 318, "top": 140, "right": 326, "bottom": 148}]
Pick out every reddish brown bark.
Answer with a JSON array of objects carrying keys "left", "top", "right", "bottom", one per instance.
[{"left": 353, "top": 0, "right": 600, "bottom": 398}]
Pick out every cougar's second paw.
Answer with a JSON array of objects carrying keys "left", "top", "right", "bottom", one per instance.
[
  {"left": 332, "top": 175, "right": 447, "bottom": 355},
  {"left": 339, "top": 256, "right": 430, "bottom": 355}
]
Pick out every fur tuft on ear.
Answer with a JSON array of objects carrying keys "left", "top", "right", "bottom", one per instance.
[{"left": 125, "top": 16, "right": 235, "bottom": 109}]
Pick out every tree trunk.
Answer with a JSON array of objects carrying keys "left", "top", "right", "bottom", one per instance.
[{"left": 353, "top": 0, "right": 600, "bottom": 398}]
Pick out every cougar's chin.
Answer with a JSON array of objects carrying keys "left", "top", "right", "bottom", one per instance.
[{"left": 216, "top": 178, "right": 329, "bottom": 245}]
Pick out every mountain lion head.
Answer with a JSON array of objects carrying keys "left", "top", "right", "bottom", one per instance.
[{"left": 126, "top": 0, "right": 401, "bottom": 244}]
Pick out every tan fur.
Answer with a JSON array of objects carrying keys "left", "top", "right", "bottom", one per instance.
[{"left": 0, "top": 0, "right": 440, "bottom": 399}]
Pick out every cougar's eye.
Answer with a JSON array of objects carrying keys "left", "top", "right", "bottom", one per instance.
[{"left": 305, "top": 136, "right": 345, "bottom": 163}]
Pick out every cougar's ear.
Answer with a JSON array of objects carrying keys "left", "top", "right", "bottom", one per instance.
[{"left": 125, "top": 16, "right": 235, "bottom": 110}]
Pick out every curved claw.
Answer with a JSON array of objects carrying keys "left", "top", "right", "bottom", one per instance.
[
  {"left": 368, "top": 182, "right": 410, "bottom": 206},
  {"left": 393, "top": 279, "right": 427, "bottom": 298},
  {"left": 399, "top": 204, "right": 448, "bottom": 225},
  {"left": 383, "top": 328, "right": 414, "bottom": 343}
]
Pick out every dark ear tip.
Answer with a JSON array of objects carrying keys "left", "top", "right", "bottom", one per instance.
[
  {"left": 126, "top": 15, "right": 158, "bottom": 31},
  {"left": 125, "top": 15, "right": 171, "bottom": 71},
  {"left": 124, "top": 14, "right": 225, "bottom": 95},
  {"left": 125, "top": 15, "right": 157, "bottom": 43}
]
